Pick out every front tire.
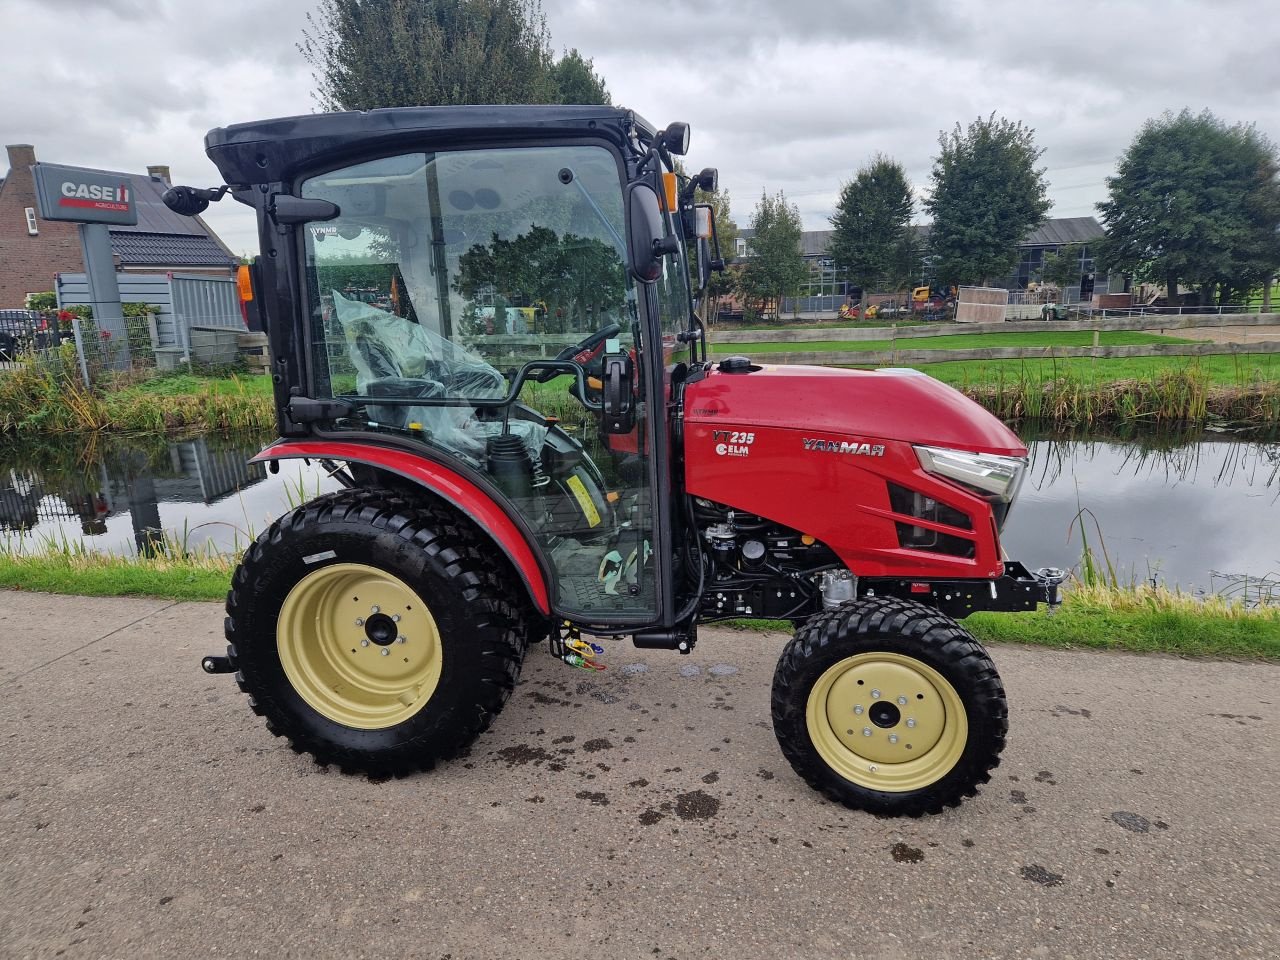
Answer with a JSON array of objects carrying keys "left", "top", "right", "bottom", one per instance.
[
  {"left": 225, "top": 489, "right": 527, "bottom": 776},
  {"left": 772, "top": 598, "right": 1006, "bottom": 816}
]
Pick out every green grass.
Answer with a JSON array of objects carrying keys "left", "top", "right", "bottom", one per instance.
[
  {"left": 719, "top": 318, "right": 926, "bottom": 331},
  {"left": 0, "top": 360, "right": 275, "bottom": 435},
  {"left": 920, "top": 352, "right": 1280, "bottom": 387},
  {"left": 125, "top": 371, "right": 274, "bottom": 398},
  {"left": 1, "top": 550, "right": 1276, "bottom": 659},
  {"left": 965, "top": 584, "right": 1280, "bottom": 659},
  {"left": 0, "top": 553, "right": 233, "bottom": 602},
  {"left": 714, "top": 331, "right": 1193, "bottom": 355}
]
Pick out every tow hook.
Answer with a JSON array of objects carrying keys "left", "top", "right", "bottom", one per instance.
[
  {"left": 1035, "top": 567, "right": 1068, "bottom": 615},
  {"left": 201, "top": 655, "right": 236, "bottom": 675}
]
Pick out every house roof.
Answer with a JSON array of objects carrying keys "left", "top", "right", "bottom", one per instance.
[
  {"left": 109, "top": 231, "right": 237, "bottom": 267},
  {"left": 1021, "top": 216, "right": 1104, "bottom": 246}
]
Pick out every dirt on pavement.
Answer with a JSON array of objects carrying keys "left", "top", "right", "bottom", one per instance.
[{"left": 1, "top": 591, "right": 1277, "bottom": 959}]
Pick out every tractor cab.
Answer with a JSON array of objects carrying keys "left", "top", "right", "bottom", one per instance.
[{"left": 183, "top": 106, "right": 716, "bottom": 639}]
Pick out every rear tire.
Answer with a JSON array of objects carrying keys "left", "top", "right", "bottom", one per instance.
[
  {"left": 772, "top": 597, "right": 1006, "bottom": 816},
  {"left": 225, "top": 489, "right": 527, "bottom": 776}
]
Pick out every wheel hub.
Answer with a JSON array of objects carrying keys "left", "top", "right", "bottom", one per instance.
[
  {"left": 276, "top": 563, "right": 443, "bottom": 730},
  {"left": 364, "top": 613, "right": 398, "bottom": 646},
  {"left": 805, "top": 652, "right": 968, "bottom": 792},
  {"left": 869, "top": 701, "right": 901, "bottom": 729}
]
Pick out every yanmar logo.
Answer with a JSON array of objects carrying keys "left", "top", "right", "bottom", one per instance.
[
  {"left": 59, "top": 181, "right": 131, "bottom": 213},
  {"left": 803, "top": 438, "right": 885, "bottom": 457}
]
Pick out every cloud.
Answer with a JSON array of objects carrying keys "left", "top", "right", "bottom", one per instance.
[{"left": 4, "top": 0, "right": 1280, "bottom": 254}]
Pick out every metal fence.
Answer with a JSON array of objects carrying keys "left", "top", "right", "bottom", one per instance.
[{"left": 54, "top": 272, "right": 242, "bottom": 367}]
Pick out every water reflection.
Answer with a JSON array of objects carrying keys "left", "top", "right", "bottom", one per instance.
[
  {"left": 1, "top": 424, "right": 1277, "bottom": 598},
  {"left": 1003, "top": 425, "right": 1280, "bottom": 597},
  {"left": 0, "top": 432, "right": 339, "bottom": 558}
]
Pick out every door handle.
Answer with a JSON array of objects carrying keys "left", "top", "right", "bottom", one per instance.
[{"left": 601, "top": 352, "right": 635, "bottom": 434}]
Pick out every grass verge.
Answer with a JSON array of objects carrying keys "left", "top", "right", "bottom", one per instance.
[
  {"left": 1, "top": 552, "right": 1276, "bottom": 659},
  {"left": 0, "top": 358, "right": 275, "bottom": 435},
  {"left": 713, "top": 330, "right": 1193, "bottom": 355},
  {"left": 0, "top": 552, "right": 233, "bottom": 602}
]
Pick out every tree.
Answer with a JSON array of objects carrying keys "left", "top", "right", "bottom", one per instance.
[
  {"left": 301, "top": 0, "right": 609, "bottom": 110},
  {"left": 735, "top": 190, "right": 806, "bottom": 320},
  {"left": 924, "top": 114, "right": 1051, "bottom": 287},
  {"left": 550, "top": 48, "right": 610, "bottom": 104},
  {"left": 454, "top": 227, "right": 626, "bottom": 333},
  {"left": 1038, "top": 243, "right": 1084, "bottom": 290},
  {"left": 827, "top": 154, "right": 914, "bottom": 312},
  {"left": 1097, "top": 109, "right": 1280, "bottom": 307}
]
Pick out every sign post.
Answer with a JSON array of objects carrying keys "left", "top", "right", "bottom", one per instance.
[{"left": 32, "top": 162, "right": 139, "bottom": 368}]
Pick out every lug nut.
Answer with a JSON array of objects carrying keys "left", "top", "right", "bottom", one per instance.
[
  {"left": 897, "top": 695, "right": 908, "bottom": 705},
  {"left": 906, "top": 718, "right": 917, "bottom": 728},
  {"left": 853, "top": 705, "right": 864, "bottom": 716},
  {"left": 397, "top": 636, "right": 407, "bottom": 644},
  {"left": 392, "top": 614, "right": 401, "bottom": 622},
  {"left": 862, "top": 727, "right": 872, "bottom": 737},
  {"left": 355, "top": 618, "right": 365, "bottom": 626},
  {"left": 889, "top": 734, "right": 899, "bottom": 744},
  {"left": 871, "top": 689, "right": 881, "bottom": 699},
  {"left": 380, "top": 649, "right": 390, "bottom": 657},
  {"left": 371, "top": 605, "right": 380, "bottom": 614},
  {"left": 360, "top": 639, "right": 370, "bottom": 647}
]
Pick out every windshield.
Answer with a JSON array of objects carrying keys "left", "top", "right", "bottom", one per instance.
[{"left": 300, "top": 145, "right": 636, "bottom": 404}]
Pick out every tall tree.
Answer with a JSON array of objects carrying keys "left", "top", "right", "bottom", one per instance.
[
  {"left": 700, "top": 184, "right": 739, "bottom": 321},
  {"left": 827, "top": 154, "right": 914, "bottom": 312},
  {"left": 550, "top": 48, "right": 610, "bottom": 104},
  {"left": 301, "top": 0, "right": 608, "bottom": 109},
  {"left": 1097, "top": 109, "right": 1280, "bottom": 307},
  {"left": 924, "top": 114, "right": 1051, "bottom": 287},
  {"left": 735, "top": 190, "right": 805, "bottom": 320}
]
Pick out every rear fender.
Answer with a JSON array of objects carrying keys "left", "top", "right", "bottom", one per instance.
[{"left": 251, "top": 439, "right": 551, "bottom": 615}]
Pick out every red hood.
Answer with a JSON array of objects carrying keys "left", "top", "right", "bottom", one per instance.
[{"left": 684, "top": 364, "right": 1025, "bottom": 456}]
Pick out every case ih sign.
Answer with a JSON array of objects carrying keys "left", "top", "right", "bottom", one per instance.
[{"left": 31, "top": 163, "right": 138, "bottom": 225}]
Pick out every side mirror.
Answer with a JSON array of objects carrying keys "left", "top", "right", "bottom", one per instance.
[
  {"left": 695, "top": 237, "right": 712, "bottom": 293},
  {"left": 626, "top": 182, "right": 666, "bottom": 283},
  {"left": 272, "top": 195, "right": 340, "bottom": 225}
]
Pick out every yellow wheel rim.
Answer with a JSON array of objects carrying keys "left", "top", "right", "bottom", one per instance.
[
  {"left": 805, "top": 652, "right": 967, "bottom": 793},
  {"left": 277, "top": 563, "right": 443, "bottom": 730}
]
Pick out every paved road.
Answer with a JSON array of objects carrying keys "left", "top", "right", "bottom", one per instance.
[{"left": 1, "top": 591, "right": 1277, "bottom": 959}]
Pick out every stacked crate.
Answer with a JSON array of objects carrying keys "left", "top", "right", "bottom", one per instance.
[{"left": 238, "top": 331, "right": 271, "bottom": 373}]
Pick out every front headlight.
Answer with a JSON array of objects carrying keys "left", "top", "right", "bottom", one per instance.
[{"left": 914, "top": 446, "right": 1028, "bottom": 503}]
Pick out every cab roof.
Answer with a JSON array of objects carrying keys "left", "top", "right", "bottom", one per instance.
[{"left": 205, "top": 105, "right": 653, "bottom": 185}]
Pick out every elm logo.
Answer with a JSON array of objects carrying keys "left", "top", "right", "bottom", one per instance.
[
  {"left": 59, "top": 181, "right": 131, "bottom": 213},
  {"left": 802, "top": 438, "right": 886, "bottom": 457}
]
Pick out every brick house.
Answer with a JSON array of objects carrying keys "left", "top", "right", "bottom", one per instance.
[{"left": 0, "top": 144, "right": 237, "bottom": 308}]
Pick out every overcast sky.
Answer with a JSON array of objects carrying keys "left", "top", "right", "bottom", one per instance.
[{"left": 3, "top": 0, "right": 1278, "bottom": 255}]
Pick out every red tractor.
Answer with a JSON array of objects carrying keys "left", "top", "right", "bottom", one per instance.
[{"left": 169, "top": 106, "right": 1063, "bottom": 816}]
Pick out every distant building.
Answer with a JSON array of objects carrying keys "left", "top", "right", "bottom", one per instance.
[
  {"left": 736, "top": 216, "right": 1116, "bottom": 312},
  {"left": 0, "top": 144, "right": 237, "bottom": 307}
]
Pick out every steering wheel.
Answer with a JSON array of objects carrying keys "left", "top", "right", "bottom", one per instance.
[{"left": 530, "top": 323, "right": 622, "bottom": 382}]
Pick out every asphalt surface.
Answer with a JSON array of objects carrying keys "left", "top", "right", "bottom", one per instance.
[{"left": 1, "top": 591, "right": 1277, "bottom": 960}]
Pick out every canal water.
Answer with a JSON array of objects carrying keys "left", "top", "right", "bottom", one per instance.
[{"left": 1, "top": 425, "right": 1276, "bottom": 600}]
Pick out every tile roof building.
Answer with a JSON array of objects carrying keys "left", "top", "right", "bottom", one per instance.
[{"left": 0, "top": 144, "right": 237, "bottom": 307}]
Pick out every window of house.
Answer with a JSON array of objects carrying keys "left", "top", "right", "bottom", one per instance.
[{"left": 24, "top": 207, "right": 38, "bottom": 236}]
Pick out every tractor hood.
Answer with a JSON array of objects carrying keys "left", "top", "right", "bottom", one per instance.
[{"left": 684, "top": 364, "right": 1025, "bottom": 457}]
